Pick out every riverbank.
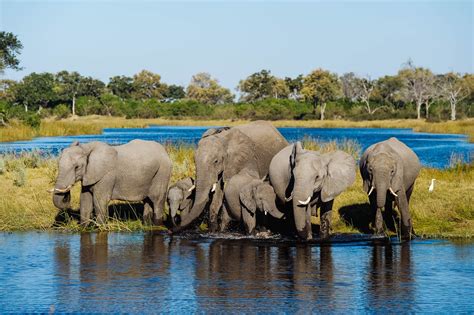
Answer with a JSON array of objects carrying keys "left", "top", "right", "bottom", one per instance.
[
  {"left": 1, "top": 116, "right": 473, "bottom": 143},
  {"left": 0, "top": 143, "right": 472, "bottom": 238}
]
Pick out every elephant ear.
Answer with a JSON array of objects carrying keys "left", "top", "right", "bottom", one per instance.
[
  {"left": 290, "top": 141, "right": 303, "bottom": 169},
  {"left": 240, "top": 181, "right": 259, "bottom": 214},
  {"left": 223, "top": 129, "right": 258, "bottom": 181},
  {"left": 82, "top": 143, "right": 118, "bottom": 186},
  {"left": 391, "top": 155, "right": 405, "bottom": 193},
  {"left": 321, "top": 151, "right": 356, "bottom": 202}
]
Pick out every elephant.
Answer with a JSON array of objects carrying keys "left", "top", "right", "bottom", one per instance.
[
  {"left": 220, "top": 169, "right": 285, "bottom": 234},
  {"left": 51, "top": 140, "right": 172, "bottom": 226},
  {"left": 172, "top": 121, "right": 288, "bottom": 232},
  {"left": 269, "top": 142, "right": 356, "bottom": 240},
  {"left": 167, "top": 177, "right": 195, "bottom": 227},
  {"left": 359, "top": 137, "right": 421, "bottom": 238}
]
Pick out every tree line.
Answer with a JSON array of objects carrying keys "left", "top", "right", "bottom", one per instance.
[{"left": 0, "top": 32, "right": 472, "bottom": 127}]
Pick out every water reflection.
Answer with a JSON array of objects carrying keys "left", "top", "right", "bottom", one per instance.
[{"left": 1, "top": 232, "right": 471, "bottom": 312}]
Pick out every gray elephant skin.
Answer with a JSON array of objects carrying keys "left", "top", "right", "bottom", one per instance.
[
  {"left": 359, "top": 137, "right": 421, "bottom": 238},
  {"left": 51, "top": 140, "right": 172, "bottom": 226},
  {"left": 167, "top": 177, "right": 195, "bottom": 227},
  {"left": 173, "top": 121, "right": 288, "bottom": 232},
  {"left": 221, "top": 169, "right": 284, "bottom": 234},
  {"left": 269, "top": 142, "right": 356, "bottom": 240}
]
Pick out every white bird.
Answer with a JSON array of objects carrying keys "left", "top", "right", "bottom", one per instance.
[{"left": 428, "top": 179, "right": 436, "bottom": 192}]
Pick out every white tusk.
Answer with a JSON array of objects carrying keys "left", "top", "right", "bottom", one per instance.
[
  {"left": 265, "top": 211, "right": 268, "bottom": 216},
  {"left": 298, "top": 196, "right": 311, "bottom": 205},
  {"left": 211, "top": 183, "right": 217, "bottom": 192},
  {"left": 54, "top": 185, "right": 72, "bottom": 193},
  {"left": 285, "top": 193, "right": 293, "bottom": 202},
  {"left": 389, "top": 187, "right": 398, "bottom": 197},
  {"left": 368, "top": 186, "right": 375, "bottom": 196},
  {"left": 187, "top": 184, "right": 195, "bottom": 192},
  {"left": 47, "top": 188, "right": 55, "bottom": 193}
]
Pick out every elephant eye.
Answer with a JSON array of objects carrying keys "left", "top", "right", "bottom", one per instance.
[{"left": 213, "top": 159, "right": 219, "bottom": 164}]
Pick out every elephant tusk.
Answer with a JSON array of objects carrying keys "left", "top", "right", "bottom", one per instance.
[
  {"left": 265, "top": 211, "right": 268, "bottom": 216},
  {"left": 53, "top": 185, "right": 72, "bottom": 194},
  {"left": 211, "top": 183, "right": 217, "bottom": 193},
  {"left": 187, "top": 184, "right": 195, "bottom": 192},
  {"left": 298, "top": 196, "right": 311, "bottom": 206},
  {"left": 389, "top": 187, "right": 398, "bottom": 197},
  {"left": 47, "top": 188, "right": 55, "bottom": 193},
  {"left": 368, "top": 186, "right": 375, "bottom": 196},
  {"left": 285, "top": 193, "right": 293, "bottom": 202}
]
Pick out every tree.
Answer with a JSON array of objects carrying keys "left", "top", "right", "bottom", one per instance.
[
  {"left": 373, "top": 75, "right": 404, "bottom": 107},
  {"left": 0, "top": 79, "right": 18, "bottom": 102},
  {"left": 163, "top": 84, "right": 185, "bottom": 102},
  {"left": 132, "top": 70, "right": 167, "bottom": 100},
  {"left": 237, "top": 70, "right": 289, "bottom": 102},
  {"left": 399, "top": 60, "right": 435, "bottom": 119},
  {"left": 186, "top": 72, "right": 233, "bottom": 104},
  {"left": 438, "top": 72, "right": 470, "bottom": 121},
  {"left": 107, "top": 76, "right": 133, "bottom": 99},
  {"left": 347, "top": 74, "right": 386, "bottom": 115},
  {"left": 301, "top": 69, "right": 341, "bottom": 120},
  {"left": 340, "top": 72, "right": 357, "bottom": 101},
  {"left": 15, "top": 72, "right": 56, "bottom": 112},
  {"left": 0, "top": 32, "right": 23, "bottom": 72},
  {"left": 55, "top": 71, "right": 82, "bottom": 116},
  {"left": 285, "top": 75, "right": 304, "bottom": 100}
]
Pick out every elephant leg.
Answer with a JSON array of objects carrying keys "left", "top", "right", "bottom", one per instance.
[
  {"left": 209, "top": 185, "right": 224, "bottom": 232},
  {"left": 91, "top": 179, "right": 113, "bottom": 225},
  {"left": 148, "top": 168, "right": 170, "bottom": 226},
  {"left": 143, "top": 200, "right": 153, "bottom": 225},
  {"left": 219, "top": 203, "right": 232, "bottom": 232},
  {"left": 80, "top": 188, "right": 93, "bottom": 226},
  {"left": 406, "top": 184, "right": 414, "bottom": 203},
  {"left": 369, "top": 193, "right": 383, "bottom": 235},
  {"left": 320, "top": 200, "right": 333, "bottom": 240},
  {"left": 242, "top": 209, "right": 256, "bottom": 235},
  {"left": 396, "top": 192, "right": 412, "bottom": 239}
]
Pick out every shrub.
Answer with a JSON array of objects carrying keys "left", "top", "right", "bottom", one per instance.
[
  {"left": 13, "top": 166, "right": 26, "bottom": 187},
  {"left": 0, "top": 158, "right": 5, "bottom": 175},
  {"left": 23, "top": 113, "right": 41, "bottom": 129},
  {"left": 53, "top": 104, "right": 71, "bottom": 119}
]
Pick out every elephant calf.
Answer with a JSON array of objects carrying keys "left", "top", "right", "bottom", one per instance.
[
  {"left": 360, "top": 137, "right": 421, "bottom": 238},
  {"left": 51, "top": 140, "right": 172, "bottom": 226},
  {"left": 220, "top": 169, "right": 284, "bottom": 234},
  {"left": 269, "top": 142, "right": 356, "bottom": 240},
  {"left": 167, "top": 177, "right": 195, "bottom": 227}
]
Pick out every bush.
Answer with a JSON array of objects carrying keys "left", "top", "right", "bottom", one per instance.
[
  {"left": 13, "top": 166, "right": 26, "bottom": 187},
  {"left": 0, "top": 158, "right": 5, "bottom": 175},
  {"left": 23, "top": 113, "right": 41, "bottom": 129},
  {"left": 53, "top": 104, "right": 71, "bottom": 119}
]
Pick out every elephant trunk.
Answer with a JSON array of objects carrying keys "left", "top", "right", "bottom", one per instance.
[
  {"left": 176, "top": 171, "right": 213, "bottom": 231},
  {"left": 53, "top": 192, "right": 71, "bottom": 210},
  {"left": 292, "top": 183, "right": 313, "bottom": 239},
  {"left": 375, "top": 178, "right": 388, "bottom": 209}
]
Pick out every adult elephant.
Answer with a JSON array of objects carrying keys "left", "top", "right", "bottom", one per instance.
[
  {"left": 173, "top": 121, "right": 288, "bottom": 232},
  {"left": 269, "top": 142, "right": 356, "bottom": 240},
  {"left": 359, "top": 137, "right": 421, "bottom": 238},
  {"left": 51, "top": 140, "right": 172, "bottom": 226}
]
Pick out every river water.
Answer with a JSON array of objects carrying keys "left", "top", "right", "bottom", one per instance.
[
  {"left": 0, "top": 126, "right": 472, "bottom": 168},
  {"left": 0, "top": 232, "right": 473, "bottom": 313}
]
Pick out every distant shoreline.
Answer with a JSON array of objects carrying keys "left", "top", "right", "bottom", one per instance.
[{"left": 1, "top": 116, "right": 473, "bottom": 143}]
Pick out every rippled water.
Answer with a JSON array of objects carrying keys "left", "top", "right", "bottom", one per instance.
[
  {"left": 0, "top": 126, "right": 472, "bottom": 168},
  {"left": 0, "top": 232, "right": 473, "bottom": 313}
]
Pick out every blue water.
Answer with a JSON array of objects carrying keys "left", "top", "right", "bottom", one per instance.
[
  {"left": 0, "top": 232, "right": 473, "bottom": 313},
  {"left": 0, "top": 125, "right": 472, "bottom": 168}
]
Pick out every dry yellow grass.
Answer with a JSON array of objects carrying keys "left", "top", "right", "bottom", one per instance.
[{"left": 1, "top": 116, "right": 473, "bottom": 142}]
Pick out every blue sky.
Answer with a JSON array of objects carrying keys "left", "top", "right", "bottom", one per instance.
[{"left": 1, "top": 1, "right": 472, "bottom": 90}]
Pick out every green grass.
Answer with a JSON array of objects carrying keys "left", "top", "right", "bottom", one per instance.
[
  {"left": 1, "top": 116, "right": 473, "bottom": 142},
  {"left": 0, "top": 139, "right": 472, "bottom": 238}
]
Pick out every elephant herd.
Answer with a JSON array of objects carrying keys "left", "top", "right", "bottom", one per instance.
[{"left": 51, "top": 121, "right": 421, "bottom": 240}]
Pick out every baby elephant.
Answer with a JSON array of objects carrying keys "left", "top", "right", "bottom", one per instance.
[
  {"left": 51, "top": 140, "right": 172, "bottom": 226},
  {"left": 167, "top": 177, "right": 195, "bottom": 227},
  {"left": 360, "top": 137, "right": 421, "bottom": 238},
  {"left": 220, "top": 169, "right": 285, "bottom": 234}
]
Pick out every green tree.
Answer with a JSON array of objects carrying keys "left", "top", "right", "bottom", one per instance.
[
  {"left": 15, "top": 72, "right": 56, "bottom": 112},
  {"left": 108, "top": 75, "right": 133, "bottom": 99},
  {"left": 285, "top": 75, "right": 304, "bottom": 100},
  {"left": 163, "top": 84, "right": 185, "bottom": 102},
  {"left": 132, "top": 70, "right": 167, "bottom": 100},
  {"left": 0, "top": 32, "right": 23, "bottom": 72},
  {"left": 301, "top": 69, "right": 341, "bottom": 120},
  {"left": 238, "top": 70, "right": 289, "bottom": 102},
  {"left": 186, "top": 72, "right": 233, "bottom": 104},
  {"left": 55, "top": 71, "right": 82, "bottom": 116},
  {"left": 373, "top": 75, "right": 404, "bottom": 106}
]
